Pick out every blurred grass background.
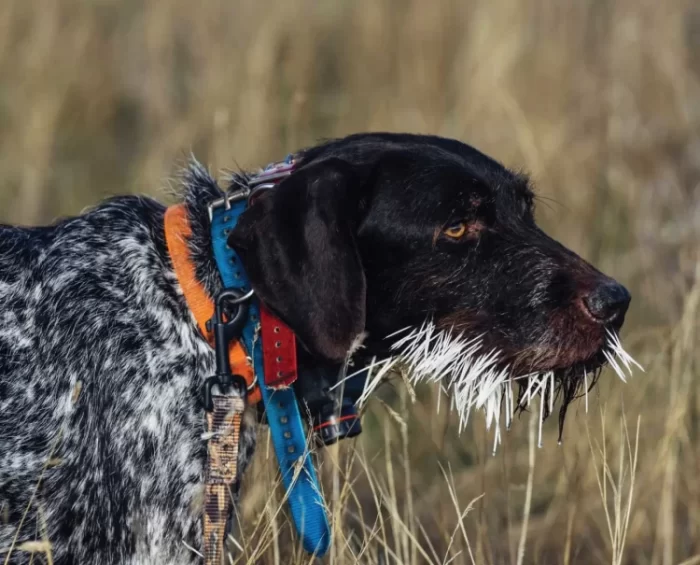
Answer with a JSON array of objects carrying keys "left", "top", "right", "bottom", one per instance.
[{"left": 0, "top": 0, "right": 699, "bottom": 563}]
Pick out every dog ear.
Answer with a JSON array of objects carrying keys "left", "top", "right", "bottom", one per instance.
[{"left": 228, "top": 158, "right": 368, "bottom": 362}]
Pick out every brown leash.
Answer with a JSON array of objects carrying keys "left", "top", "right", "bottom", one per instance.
[{"left": 203, "top": 393, "right": 245, "bottom": 565}]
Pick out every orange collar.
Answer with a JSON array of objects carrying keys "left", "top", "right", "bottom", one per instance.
[{"left": 164, "top": 204, "right": 260, "bottom": 404}]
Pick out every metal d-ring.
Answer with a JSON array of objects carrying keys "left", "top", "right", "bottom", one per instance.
[
  {"left": 227, "top": 288, "right": 255, "bottom": 304},
  {"left": 213, "top": 288, "right": 254, "bottom": 332},
  {"left": 247, "top": 183, "right": 276, "bottom": 206}
]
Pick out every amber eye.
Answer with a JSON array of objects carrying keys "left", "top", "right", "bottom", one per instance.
[{"left": 443, "top": 221, "right": 467, "bottom": 239}]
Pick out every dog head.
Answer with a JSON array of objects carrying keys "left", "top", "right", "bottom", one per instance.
[{"left": 229, "top": 133, "right": 636, "bottom": 429}]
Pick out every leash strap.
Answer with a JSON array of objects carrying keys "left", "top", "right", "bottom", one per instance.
[
  {"left": 203, "top": 395, "right": 245, "bottom": 565},
  {"left": 210, "top": 199, "right": 331, "bottom": 556}
]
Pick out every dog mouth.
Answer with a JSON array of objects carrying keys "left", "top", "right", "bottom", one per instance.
[
  {"left": 511, "top": 329, "right": 643, "bottom": 444},
  {"left": 356, "top": 323, "right": 642, "bottom": 452}
]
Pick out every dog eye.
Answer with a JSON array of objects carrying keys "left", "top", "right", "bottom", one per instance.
[
  {"left": 443, "top": 221, "right": 467, "bottom": 239},
  {"left": 440, "top": 220, "right": 486, "bottom": 242}
]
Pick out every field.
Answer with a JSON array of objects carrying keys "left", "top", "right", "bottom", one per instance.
[{"left": 0, "top": 0, "right": 699, "bottom": 563}]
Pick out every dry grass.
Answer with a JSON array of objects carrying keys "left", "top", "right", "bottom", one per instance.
[{"left": 0, "top": 0, "right": 699, "bottom": 563}]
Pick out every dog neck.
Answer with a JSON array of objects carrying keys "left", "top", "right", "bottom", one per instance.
[{"left": 177, "top": 160, "right": 252, "bottom": 302}]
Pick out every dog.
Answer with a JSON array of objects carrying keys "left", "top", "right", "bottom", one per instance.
[{"left": 0, "top": 133, "right": 634, "bottom": 564}]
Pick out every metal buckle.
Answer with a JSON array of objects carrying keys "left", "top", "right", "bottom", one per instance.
[
  {"left": 207, "top": 188, "right": 250, "bottom": 222},
  {"left": 207, "top": 159, "right": 295, "bottom": 222}
]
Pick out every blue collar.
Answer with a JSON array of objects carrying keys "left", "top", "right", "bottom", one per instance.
[{"left": 208, "top": 163, "right": 331, "bottom": 556}]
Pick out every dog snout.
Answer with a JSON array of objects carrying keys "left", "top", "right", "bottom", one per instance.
[{"left": 583, "top": 280, "right": 631, "bottom": 324}]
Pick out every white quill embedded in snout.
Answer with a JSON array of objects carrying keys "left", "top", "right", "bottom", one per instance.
[{"left": 355, "top": 321, "right": 643, "bottom": 453}]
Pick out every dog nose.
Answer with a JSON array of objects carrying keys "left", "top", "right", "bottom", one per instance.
[{"left": 584, "top": 281, "right": 631, "bottom": 323}]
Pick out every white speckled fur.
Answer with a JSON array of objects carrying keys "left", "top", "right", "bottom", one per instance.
[{"left": 0, "top": 164, "right": 256, "bottom": 564}]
